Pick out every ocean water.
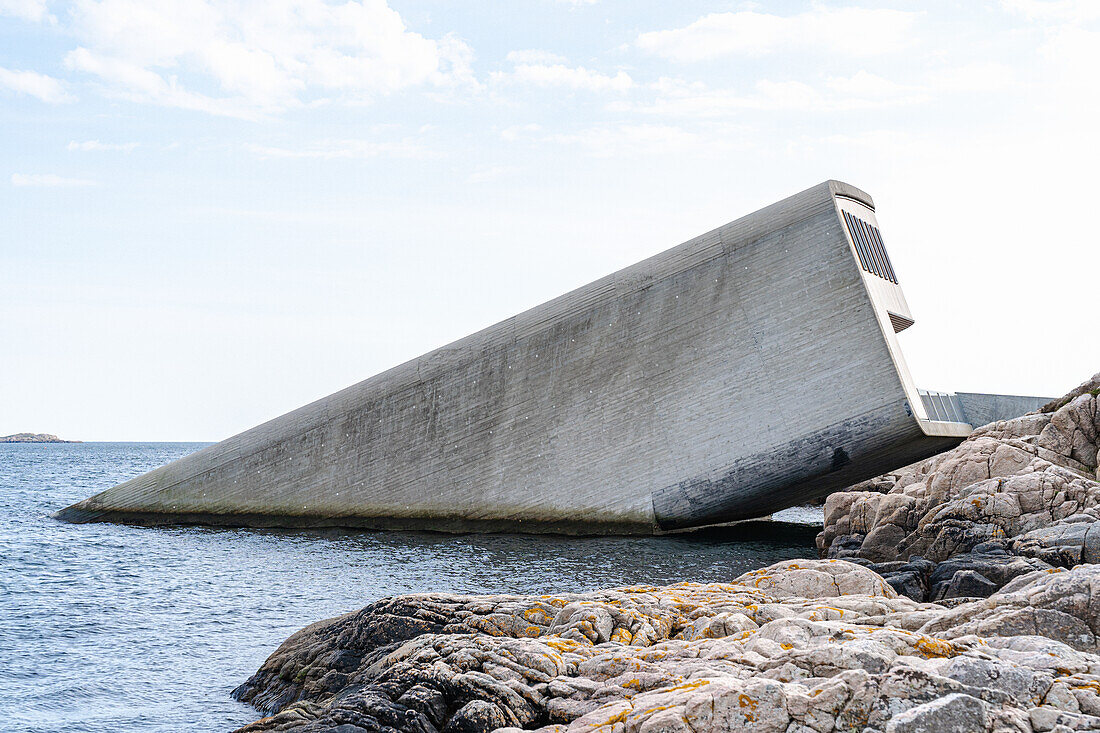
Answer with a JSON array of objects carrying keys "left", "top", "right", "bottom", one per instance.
[{"left": 0, "top": 442, "right": 820, "bottom": 733}]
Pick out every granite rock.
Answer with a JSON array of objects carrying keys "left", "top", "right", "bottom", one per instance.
[
  {"left": 234, "top": 560, "right": 1100, "bottom": 733},
  {"left": 818, "top": 372, "right": 1100, "bottom": 601}
]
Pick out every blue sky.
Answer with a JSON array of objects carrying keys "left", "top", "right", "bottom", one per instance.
[{"left": 2, "top": 0, "right": 1098, "bottom": 440}]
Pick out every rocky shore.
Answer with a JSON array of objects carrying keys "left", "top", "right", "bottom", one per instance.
[
  {"left": 233, "top": 373, "right": 1100, "bottom": 733},
  {"left": 819, "top": 372, "right": 1100, "bottom": 603}
]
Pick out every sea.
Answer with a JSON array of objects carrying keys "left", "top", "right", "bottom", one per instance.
[{"left": 0, "top": 442, "right": 821, "bottom": 732}]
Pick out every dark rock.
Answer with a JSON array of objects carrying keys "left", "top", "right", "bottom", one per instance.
[
  {"left": 825, "top": 534, "right": 864, "bottom": 559},
  {"left": 396, "top": 685, "right": 447, "bottom": 729},
  {"left": 927, "top": 549, "right": 1051, "bottom": 600},
  {"left": 440, "top": 701, "right": 506, "bottom": 733},
  {"left": 867, "top": 560, "right": 911, "bottom": 574},
  {"left": 905, "top": 556, "right": 935, "bottom": 575},
  {"left": 883, "top": 570, "right": 925, "bottom": 601},
  {"left": 861, "top": 556, "right": 936, "bottom": 601},
  {"left": 933, "top": 569, "right": 999, "bottom": 601}
]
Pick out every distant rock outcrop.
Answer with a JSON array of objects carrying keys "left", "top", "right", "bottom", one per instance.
[{"left": 0, "top": 433, "right": 79, "bottom": 443}]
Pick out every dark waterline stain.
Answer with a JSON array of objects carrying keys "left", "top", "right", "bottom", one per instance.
[{"left": 0, "top": 443, "right": 817, "bottom": 732}]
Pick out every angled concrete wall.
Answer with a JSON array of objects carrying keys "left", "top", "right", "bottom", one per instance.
[
  {"left": 56, "top": 181, "right": 1034, "bottom": 534},
  {"left": 956, "top": 392, "right": 1050, "bottom": 428}
]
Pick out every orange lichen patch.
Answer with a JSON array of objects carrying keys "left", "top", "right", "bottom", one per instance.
[
  {"left": 914, "top": 636, "right": 960, "bottom": 659},
  {"left": 632, "top": 649, "right": 672, "bottom": 663},
  {"left": 808, "top": 605, "right": 847, "bottom": 621},
  {"left": 738, "top": 694, "right": 758, "bottom": 723},
  {"left": 524, "top": 625, "right": 542, "bottom": 637},
  {"left": 634, "top": 704, "right": 674, "bottom": 719},
  {"left": 544, "top": 637, "right": 584, "bottom": 653},
  {"left": 610, "top": 628, "right": 633, "bottom": 644},
  {"left": 618, "top": 586, "right": 662, "bottom": 595},
  {"left": 471, "top": 624, "right": 505, "bottom": 637},
  {"left": 1067, "top": 677, "right": 1100, "bottom": 692},
  {"left": 523, "top": 607, "right": 553, "bottom": 623},
  {"left": 825, "top": 628, "right": 858, "bottom": 642},
  {"left": 598, "top": 707, "right": 632, "bottom": 727},
  {"left": 659, "top": 679, "right": 711, "bottom": 694},
  {"left": 780, "top": 643, "right": 793, "bottom": 650}
]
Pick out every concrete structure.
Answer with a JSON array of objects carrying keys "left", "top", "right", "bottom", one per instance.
[{"left": 56, "top": 181, "right": 1049, "bottom": 534}]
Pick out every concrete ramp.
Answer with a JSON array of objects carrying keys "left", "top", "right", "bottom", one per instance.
[{"left": 56, "top": 181, "right": 1046, "bottom": 534}]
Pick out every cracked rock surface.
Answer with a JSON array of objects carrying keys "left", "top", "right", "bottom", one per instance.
[
  {"left": 819, "top": 372, "right": 1100, "bottom": 602},
  {"left": 232, "top": 559, "right": 1100, "bottom": 733}
]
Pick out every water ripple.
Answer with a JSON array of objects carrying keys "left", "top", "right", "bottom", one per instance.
[{"left": 0, "top": 443, "right": 817, "bottom": 732}]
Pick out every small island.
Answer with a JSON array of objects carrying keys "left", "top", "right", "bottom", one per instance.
[{"left": 0, "top": 433, "right": 80, "bottom": 443}]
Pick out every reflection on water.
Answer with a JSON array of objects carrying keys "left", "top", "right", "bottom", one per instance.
[{"left": 0, "top": 443, "right": 818, "bottom": 732}]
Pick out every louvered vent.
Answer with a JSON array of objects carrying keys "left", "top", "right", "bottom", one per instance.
[
  {"left": 888, "top": 312, "right": 915, "bottom": 333},
  {"left": 843, "top": 210, "right": 898, "bottom": 284}
]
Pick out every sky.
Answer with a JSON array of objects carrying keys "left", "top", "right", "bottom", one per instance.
[{"left": 1, "top": 0, "right": 1097, "bottom": 441}]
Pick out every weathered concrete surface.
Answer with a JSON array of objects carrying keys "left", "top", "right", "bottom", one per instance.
[
  {"left": 230, "top": 559, "right": 1100, "bottom": 733},
  {"left": 55, "top": 181, "right": 1038, "bottom": 533},
  {"left": 955, "top": 393, "right": 1051, "bottom": 431}
]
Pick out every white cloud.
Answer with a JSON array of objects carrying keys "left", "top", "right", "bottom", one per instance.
[
  {"left": 11, "top": 173, "right": 96, "bottom": 187},
  {"left": 1036, "top": 25, "right": 1100, "bottom": 114},
  {"left": 636, "top": 7, "right": 919, "bottom": 62},
  {"left": 466, "top": 165, "right": 515, "bottom": 183},
  {"left": 1001, "top": 0, "right": 1100, "bottom": 23},
  {"left": 500, "top": 123, "right": 542, "bottom": 141},
  {"left": 615, "top": 73, "right": 928, "bottom": 118},
  {"left": 63, "top": 0, "right": 475, "bottom": 116},
  {"left": 0, "top": 66, "right": 74, "bottom": 103},
  {"left": 825, "top": 70, "right": 914, "bottom": 99},
  {"left": 67, "top": 139, "right": 139, "bottom": 152},
  {"left": 497, "top": 63, "right": 632, "bottom": 92},
  {"left": 925, "top": 62, "right": 1015, "bottom": 93},
  {"left": 505, "top": 49, "right": 568, "bottom": 65},
  {"left": 494, "top": 49, "right": 631, "bottom": 92},
  {"left": 503, "top": 122, "right": 745, "bottom": 158},
  {"left": 244, "top": 138, "right": 429, "bottom": 160},
  {"left": 0, "top": 0, "right": 50, "bottom": 22},
  {"left": 548, "top": 124, "right": 701, "bottom": 156}
]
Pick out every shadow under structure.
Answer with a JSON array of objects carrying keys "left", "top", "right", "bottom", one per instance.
[{"left": 56, "top": 181, "right": 1049, "bottom": 534}]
